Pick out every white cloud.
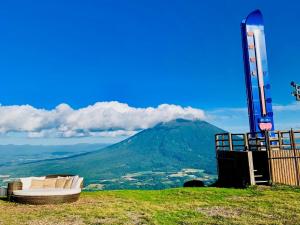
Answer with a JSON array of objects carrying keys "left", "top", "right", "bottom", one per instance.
[
  {"left": 0, "top": 102, "right": 206, "bottom": 138},
  {"left": 1, "top": 101, "right": 298, "bottom": 141}
]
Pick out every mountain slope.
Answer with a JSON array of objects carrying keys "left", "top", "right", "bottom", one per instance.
[{"left": 1, "top": 119, "right": 225, "bottom": 189}]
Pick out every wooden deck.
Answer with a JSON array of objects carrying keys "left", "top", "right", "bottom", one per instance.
[{"left": 215, "top": 129, "right": 300, "bottom": 187}]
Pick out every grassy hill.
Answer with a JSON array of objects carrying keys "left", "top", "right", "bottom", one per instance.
[
  {"left": 1, "top": 119, "right": 224, "bottom": 189},
  {"left": 0, "top": 186, "right": 300, "bottom": 224}
]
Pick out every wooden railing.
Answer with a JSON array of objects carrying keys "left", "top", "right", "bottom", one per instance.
[
  {"left": 216, "top": 129, "right": 300, "bottom": 186},
  {"left": 215, "top": 129, "right": 300, "bottom": 152}
]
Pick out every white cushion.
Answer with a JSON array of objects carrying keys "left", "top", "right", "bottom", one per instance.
[
  {"left": 74, "top": 178, "right": 83, "bottom": 189},
  {"left": 20, "top": 177, "right": 45, "bottom": 190},
  {"left": 71, "top": 176, "right": 79, "bottom": 189},
  {"left": 13, "top": 188, "right": 81, "bottom": 196}
]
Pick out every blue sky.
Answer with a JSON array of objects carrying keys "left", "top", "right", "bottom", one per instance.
[{"left": 0, "top": 1, "right": 299, "bottom": 144}]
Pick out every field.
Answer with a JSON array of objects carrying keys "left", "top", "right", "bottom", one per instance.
[{"left": 1, "top": 185, "right": 300, "bottom": 225}]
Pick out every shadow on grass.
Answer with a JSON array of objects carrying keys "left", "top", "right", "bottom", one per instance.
[{"left": 0, "top": 196, "right": 11, "bottom": 203}]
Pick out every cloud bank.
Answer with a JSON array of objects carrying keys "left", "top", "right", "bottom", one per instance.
[
  {"left": 0, "top": 102, "right": 206, "bottom": 138},
  {"left": 0, "top": 101, "right": 298, "bottom": 141}
]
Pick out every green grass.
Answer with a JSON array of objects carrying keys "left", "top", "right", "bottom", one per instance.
[{"left": 1, "top": 185, "right": 300, "bottom": 225}]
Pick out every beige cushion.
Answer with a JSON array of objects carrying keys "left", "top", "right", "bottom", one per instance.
[
  {"left": 55, "top": 178, "right": 66, "bottom": 188},
  {"left": 20, "top": 177, "right": 45, "bottom": 190},
  {"left": 43, "top": 178, "right": 57, "bottom": 188},
  {"left": 30, "top": 179, "right": 44, "bottom": 189},
  {"left": 64, "top": 178, "right": 73, "bottom": 189}
]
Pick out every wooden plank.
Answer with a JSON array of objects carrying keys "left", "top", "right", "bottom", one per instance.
[
  {"left": 247, "top": 151, "right": 255, "bottom": 185},
  {"left": 297, "top": 157, "right": 300, "bottom": 185}
]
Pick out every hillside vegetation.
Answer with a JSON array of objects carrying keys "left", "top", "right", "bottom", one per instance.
[{"left": 1, "top": 186, "right": 300, "bottom": 225}]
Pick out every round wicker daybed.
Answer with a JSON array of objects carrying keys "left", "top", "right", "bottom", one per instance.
[{"left": 7, "top": 174, "right": 83, "bottom": 205}]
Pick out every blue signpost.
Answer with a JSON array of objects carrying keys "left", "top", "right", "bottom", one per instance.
[{"left": 241, "top": 10, "right": 275, "bottom": 135}]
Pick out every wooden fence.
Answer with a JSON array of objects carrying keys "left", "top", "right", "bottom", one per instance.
[{"left": 215, "top": 129, "right": 300, "bottom": 186}]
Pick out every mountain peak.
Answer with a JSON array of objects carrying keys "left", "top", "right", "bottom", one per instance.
[
  {"left": 155, "top": 118, "right": 201, "bottom": 127},
  {"left": 153, "top": 119, "right": 217, "bottom": 131}
]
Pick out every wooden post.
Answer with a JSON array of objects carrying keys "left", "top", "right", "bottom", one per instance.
[
  {"left": 278, "top": 131, "right": 282, "bottom": 150},
  {"left": 244, "top": 133, "right": 249, "bottom": 151},
  {"left": 265, "top": 131, "right": 273, "bottom": 184},
  {"left": 215, "top": 134, "right": 220, "bottom": 184},
  {"left": 228, "top": 133, "right": 233, "bottom": 151},
  {"left": 248, "top": 132, "right": 253, "bottom": 151},
  {"left": 265, "top": 131, "right": 270, "bottom": 151},
  {"left": 215, "top": 134, "right": 219, "bottom": 152},
  {"left": 222, "top": 134, "right": 224, "bottom": 151},
  {"left": 290, "top": 129, "right": 300, "bottom": 186},
  {"left": 247, "top": 151, "right": 256, "bottom": 185}
]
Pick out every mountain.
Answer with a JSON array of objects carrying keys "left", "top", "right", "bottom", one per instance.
[{"left": 0, "top": 119, "right": 225, "bottom": 190}]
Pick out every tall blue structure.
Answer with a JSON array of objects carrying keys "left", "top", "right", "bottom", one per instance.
[{"left": 241, "top": 10, "right": 274, "bottom": 134}]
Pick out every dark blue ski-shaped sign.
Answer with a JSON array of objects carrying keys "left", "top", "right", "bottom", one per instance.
[{"left": 241, "top": 10, "right": 274, "bottom": 134}]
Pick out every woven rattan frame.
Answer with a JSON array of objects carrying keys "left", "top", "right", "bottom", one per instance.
[{"left": 11, "top": 193, "right": 80, "bottom": 205}]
